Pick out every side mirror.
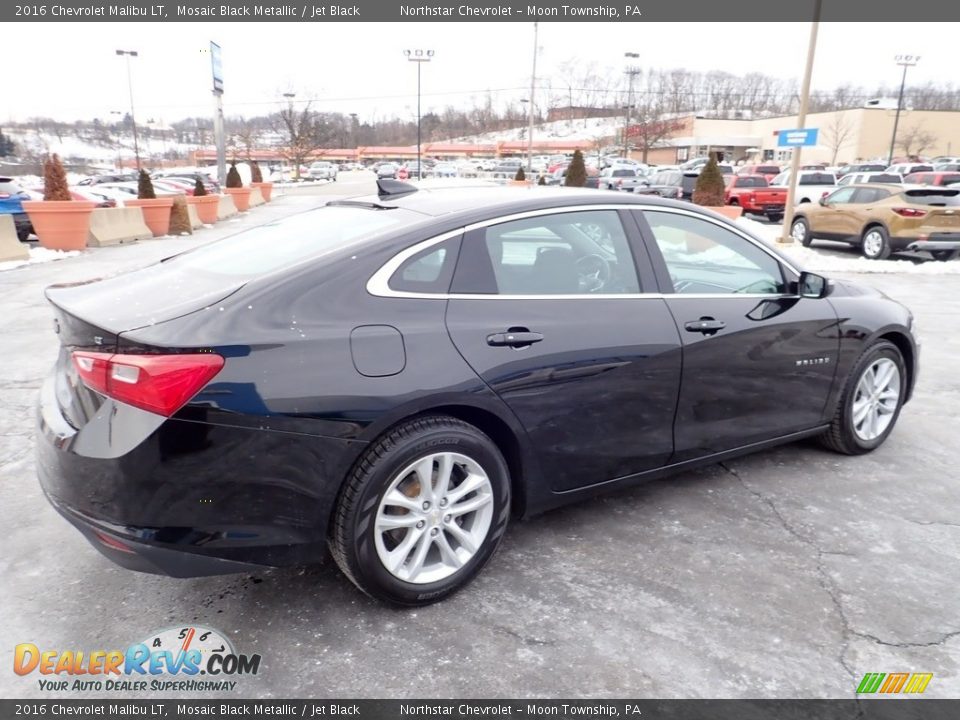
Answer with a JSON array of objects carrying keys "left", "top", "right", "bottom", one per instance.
[
  {"left": 818, "top": 197, "right": 827, "bottom": 206},
  {"left": 798, "top": 271, "right": 832, "bottom": 299}
]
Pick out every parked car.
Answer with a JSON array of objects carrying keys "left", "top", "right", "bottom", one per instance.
[
  {"left": 37, "top": 185, "right": 919, "bottom": 605},
  {"left": 492, "top": 159, "right": 524, "bottom": 175},
  {"left": 77, "top": 173, "right": 137, "bottom": 187},
  {"left": 376, "top": 163, "right": 400, "bottom": 180},
  {"left": 723, "top": 175, "right": 787, "bottom": 221},
  {"left": 933, "top": 163, "right": 960, "bottom": 172},
  {"left": 886, "top": 163, "right": 933, "bottom": 176},
  {"left": 634, "top": 170, "right": 699, "bottom": 201},
  {"left": 790, "top": 184, "right": 960, "bottom": 260},
  {"left": 903, "top": 172, "right": 960, "bottom": 187},
  {"left": 154, "top": 171, "right": 220, "bottom": 194},
  {"left": 308, "top": 161, "right": 338, "bottom": 182},
  {"left": 837, "top": 172, "right": 903, "bottom": 187},
  {"left": 0, "top": 176, "right": 35, "bottom": 241},
  {"left": 769, "top": 170, "right": 838, "bottom": 204},
  {"left": 836, "top": 163, "right": 887, "bottom": 178},
  {"left": 402, "top": 161, "right": 428, "bottom": 179},
  {"left": 597, "top": 167, "right": 645, "bottom": 192},
  {"left": 737, "top": 164, "right": 782, "bottom": 182},
  {"left": 28, "top": 186, "right": 118, "bottom": 209}
]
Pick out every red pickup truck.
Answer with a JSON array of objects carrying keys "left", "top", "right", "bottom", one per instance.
[{"left": 724, "top": 175, "right": 788, "bottom": 222}]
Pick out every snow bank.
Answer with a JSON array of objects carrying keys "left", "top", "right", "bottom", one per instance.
[{"left": 0, "top": 247, "right": 81, "bottom": 272}]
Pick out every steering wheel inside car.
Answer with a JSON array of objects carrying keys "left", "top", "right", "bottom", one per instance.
[{"left": 575, "top": 254, "right": 612, "bottom": 292}]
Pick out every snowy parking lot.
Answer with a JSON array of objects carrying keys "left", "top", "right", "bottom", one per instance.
[{"left": 1, "top": 182, "right": 958, "bottom": 698}]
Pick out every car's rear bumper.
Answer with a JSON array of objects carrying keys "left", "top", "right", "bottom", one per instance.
[
  {"left": 36, "top": 375, "right": 358, "bottom": 577},
  {"left": 902, "top": 233, "right": 960, "bottom": 252}
]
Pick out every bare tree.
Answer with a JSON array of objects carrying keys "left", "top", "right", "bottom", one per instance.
[
  {"left": 271, "top": 98, "right": 327, "bottom": 180},
  {"left": 897, "top": 123, "right": 937, "bottom": 158},
  {"left": 627, "top": 100, "right": 685, "bottom": 162},
  {"left": 821, "top": 112, "right": 856, "bottom": 164}
]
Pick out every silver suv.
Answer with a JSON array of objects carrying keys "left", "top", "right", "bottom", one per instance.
[{"left": 308, "top": 161, "right": 338, "bottom": 182}]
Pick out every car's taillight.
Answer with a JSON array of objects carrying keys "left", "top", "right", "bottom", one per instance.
[
  {"left": 892, "top": 207, "right": 927, "bottom": 218},
  {"left": 0, "top": 193, "right": 10, "bottom": 199},
  {"left": 72, "top": 351, "right": 224, "bottom": 417}
]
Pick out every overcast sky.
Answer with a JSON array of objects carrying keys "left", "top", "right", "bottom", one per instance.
[{"left": 5, "top": 22, "right": 948, "bottom": 125}]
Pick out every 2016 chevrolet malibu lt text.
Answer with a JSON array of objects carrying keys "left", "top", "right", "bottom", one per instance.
[{"left": 37, "top": 184, "right": 918, "bottom": 605}]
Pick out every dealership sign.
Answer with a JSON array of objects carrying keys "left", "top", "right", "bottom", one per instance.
[{"left": 777, "top": 128, "right": 819, "bottom": 147}]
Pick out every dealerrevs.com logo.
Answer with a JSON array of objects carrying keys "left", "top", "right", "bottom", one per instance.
[{"left": 14, "top": 625, "right": 261, "bottom": 693}]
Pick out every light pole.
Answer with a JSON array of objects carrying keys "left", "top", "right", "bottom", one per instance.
[
  {"left": 623, "top": 52, "right": 640, "bottom": 158},
  {"left": 115, "top": 49, "right": 141, "bottom": 171},
  {"left": 403, "top": 49, "right": 433, "bottom": 179},
  {"left": 349, "top": 112, "right": 359, "bottom": 164},
  {"left": 526, "top": 22, "right": 539, "bottom": 174},
  {"left": 888, "top": 54, "right": 920, "bottom": 165}
]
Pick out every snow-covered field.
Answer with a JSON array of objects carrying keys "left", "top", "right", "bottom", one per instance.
[
  {"left": 457, "top": 116, "right": 622, "bottom": 145},
  {"left": 738, "top": 217, "right": 960, "bottom": 275}
]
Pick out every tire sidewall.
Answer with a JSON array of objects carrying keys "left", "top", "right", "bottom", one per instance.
[
  {"left": 841, "top": 342, "right": 906, "bottom": 452},
  {"left": 861, "top": 226, "right": 890, "bottom": 259},
  {"left": 348, "top": 423, "right": 510, "bottom": 605},
  {"left": 792, "top": 217, "right": 811, "bottom": 246}
]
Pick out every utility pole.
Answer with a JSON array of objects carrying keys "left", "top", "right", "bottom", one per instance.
[
  {"left": 623, "top": 52, "right": 640, "bottom": 158},
  {"left": 115, "top": 50, "right": 141, "bottom": 171},
  {"left": 779, "top": 0, "right": 822, "bottom": 244},
  {"left": 888, "top": 55, "right": 920, "bottom": 165},
  {"left": 526, "top": 22, "right": 538, "bottom": 174}
]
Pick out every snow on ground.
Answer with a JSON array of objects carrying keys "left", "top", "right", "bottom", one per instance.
[
  {"left": 0, "top": 246, "right": 80, "bottom": 272},
  {"left": 457, "top": 116, "right": 623, "bottom": 145},
  {"left": 737, "top": 216, "right": 960, "bottom": 275}
]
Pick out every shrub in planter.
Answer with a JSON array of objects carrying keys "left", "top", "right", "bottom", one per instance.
[
  {"left": 127, "top": 169, "right": 174, "bottom": 237},
  {"left": 565, "top": 150, "right": 587, "bottom": 187},
  {"left": 193, "top": 178, "right": 207, "bottom": 196},
  {"left": 249, "top": 160, "right": 273, "bottom": 202},
  {"left": 692, "top": 153, "right": 741, "bottom": 219},
  {"left": 250, "top": 161, "right": 264, "bottom": 184},
  {"left": 186, "top": 177, "right": 218, "bottom": 224},
  {"left": 538, "top": 175, "right": 547, "bottom": 186},
  {"left": 21, "top": 154, "right": 96, "bottom": 251},
  {"left": 514, "top": 166, "right": 526, "bottom": 181},
  {"left": 224, "top": 161, "right": 253, "bottom": 211}
]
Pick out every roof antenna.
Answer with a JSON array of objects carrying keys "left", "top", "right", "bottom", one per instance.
[{"left": 377, "top": 179, "right": 419, "bottom": 199}]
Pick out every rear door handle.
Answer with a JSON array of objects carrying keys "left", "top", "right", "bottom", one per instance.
[
  {"left": 684, "top": 318, "right": 726, "bottom": 335},
  {"left": 487, "top": 331, "right": 544, "bottom": 347}
]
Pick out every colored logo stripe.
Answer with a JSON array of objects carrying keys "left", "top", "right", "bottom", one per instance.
[
  {"left": 903, "top": 673, "right": 933, "bottom": 694},
  {"left": 856, "top": 673, "right": 885, "bottom": 693},
  {"left": 857, "top": 672, "right": 932, "bottom": 694}
]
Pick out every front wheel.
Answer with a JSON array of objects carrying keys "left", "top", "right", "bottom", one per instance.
[
  {"left": 791, "top": 217, "right": 812, "bottom": 246},
  {"left": 330, "top": 416, "right": 511, "bottom": 605},
  {"left": 819, "top": 340, "right": 906, "bottom": 455}
]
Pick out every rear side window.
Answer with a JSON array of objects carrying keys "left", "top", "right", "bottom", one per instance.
[
  {"left": 737, "top": 177, "right": 767, "bottom": 188},
  {"left": 851, "top": 187, "right": 891, "bottom": 203},
  {"left": 868, "top": 174, "right": 901, "bottom": 183},
  {"left": 389, "top": 236, "right": 460, "bottom": 293},
  {"left": 901, "top": 189, "right": 960, "bottom": 206},
  {"left": 171, "top": 205, "right": 412, "bottom": 278},
  {"left": 612, "top": 169, "right": 635, "bottom": 177}
]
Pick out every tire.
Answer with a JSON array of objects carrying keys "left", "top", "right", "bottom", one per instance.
[
  {"left": 17, "top": 228, "right": 29, "bottom": 242},
  {"left": 861, "top": 225, "right": 891, "bottom": 260},
  {"left": 767, "top": 213, "right": 783, "bottom": 223},
  {"left": 819, "top": 340, "right": 907, "bottom": 455},
  {"left": 931, "top": 249, "right": 959, "bottom": 262},
  {"left": 330, "top": 415, "right": 511, "bottom": 606},
  {"left": 791, "top": 216, "right": 812, "bottom": 246}
]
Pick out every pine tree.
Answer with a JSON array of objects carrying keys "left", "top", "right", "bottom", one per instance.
[
  {"left": 250, "top": 161, "right": 263, "bottom": 184},
  {"left": 137, "top": 169, "right": 157, "bottom": 200},
  {"left": 226, "top": 162, "right": 243, "bottom": 188},
  {"left": 43, "top": 154, "right": 72, "bottom": 201},
  {"left": 514, "top": 166, "right": 526, "bottom": 181},
  {"left": 0, "top": 129, "right": 15, "bottom": 157},
  {"left": 692, "top": 152, "right": 726, "bottom": 206},
  {"left": 538, "top": 175, "right": 547, "bottom": 186},
  {"left": 193, "top": 178, "right": 208, "bottom": 196},
  {"left": 564, "top": 150, "right": 587, "bottom": 187}
]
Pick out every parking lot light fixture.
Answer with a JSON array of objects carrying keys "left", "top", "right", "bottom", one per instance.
[
  {"left": 115, "top": 49, "right": 141, "bottom": 171},
  {"left": 888, "top": 55, "right": 920, "bottom": 166},
  {"left": 404, "top": 49, "right": 434, "bottom": 180},
  {"left": 623, "top": 52, "right": 640, "bottom": 159}
]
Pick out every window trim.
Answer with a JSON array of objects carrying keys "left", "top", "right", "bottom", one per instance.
[{"left": 366, "top": 204, "right": 801, "bottom": 300}]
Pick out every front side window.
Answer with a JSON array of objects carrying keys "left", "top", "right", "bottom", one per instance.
[
  {"left": 644, "top": 211, "right": 786, "bottom": 295},
  {"left": 453, "top": 211, "right": 640, "bottom": 295},
  {"left": 825, "top": 187, "right": 858, "bottom": 204}
]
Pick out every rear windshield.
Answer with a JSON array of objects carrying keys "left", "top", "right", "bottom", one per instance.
[
  {"left": 736, "top": 177, "right": 767, "bottom": 187},
  {"left": 0, "top": 180, "right": 23, "bottom": 193},
  {"left": 868, "top": 174, "right": 902, "bottom": 183},
  {"left": 168, "top": 206, "right": 414, "bottom": 277},
  {"left": 612, "top": 169, "right": 635, "bottom": 177},
  {"left": 799, "top": 173, "right": 836, "bottom": 185},
  {"left": 757, "top": 166, "right": 780, "bottom": 174},
  {"left": 901, "top": 189, "right": 960, "bottom": 206}
]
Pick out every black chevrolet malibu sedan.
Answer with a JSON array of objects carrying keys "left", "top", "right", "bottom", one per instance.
[{"left": 37, "top": 184, "right": 918, "bottom": 605}]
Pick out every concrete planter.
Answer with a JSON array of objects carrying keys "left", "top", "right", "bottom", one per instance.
[
  {"left": 22, "top": 200, "right": 97, "bottom": 251},
  {"left": 224, "top": 187, "right": 252, "bottom": 212},
  {"left": 126, "top": 197, "right": 176, "bottom": 237},
  {"left": 186, "top": 194, "right": 220, "bottom": 225},
  {"left": 251, "top": 182, "right": 273, "bottom": 202}
]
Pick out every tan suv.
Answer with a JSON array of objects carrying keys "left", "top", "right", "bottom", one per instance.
[{"left": 790, "top": 184, "right": 960, "bottom": 260}]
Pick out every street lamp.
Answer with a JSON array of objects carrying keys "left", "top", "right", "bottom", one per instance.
[
  {"left": 888, "top": 54, "right": 920, "bottom": 165},
  {"left": 526, "top": 22, "right": 539, "bottom": 174},
  {"left": 403, "top": 49, "right": 434, "bottom": 180},
  {"left": 623, "top": 52, "right": 640, "bottom": 158},
  {"left": 115, "top": 49, "right": 141, "bottom": 171}
]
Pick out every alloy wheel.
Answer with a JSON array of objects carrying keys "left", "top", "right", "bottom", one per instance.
[
  {"left": 862, "top": 230, "right": 884, "bottom": 258},
  {"left": 851, "top": 358, "right": 901, "bottom": 441},
  {"left": 790, "top": 220, "right": 807, "bottom": 243},
  {"left": 374, "top": 452, "right": 494, "bottom": 584}
]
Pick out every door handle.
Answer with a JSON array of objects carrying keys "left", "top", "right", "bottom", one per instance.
[
  {"left": 684, "top": 318, "right": 726, "bottom": 335},
  {"left": 486, "top": 331, "right": 544, "bottom": 347}
]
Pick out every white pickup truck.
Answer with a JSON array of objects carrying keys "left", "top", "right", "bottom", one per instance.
[{"left": 769, "top": 170, "right": 838, "bottom": 205}]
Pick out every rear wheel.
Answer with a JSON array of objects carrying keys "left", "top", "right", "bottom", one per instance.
[
  {"left": 767, "top": 213, "right": 783, "bottom": 223},
  {"left": 330, "top": 416, "right": 511, "bottom": 605},
  {"left": 819, "top": 340, "right": 906, "bottom": 455},
  {"left": 861, "top": 226, "right": 891, "bottom": 260},
  {"left": 791, "top": 217, "right": 812, "bottom": 246}
]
